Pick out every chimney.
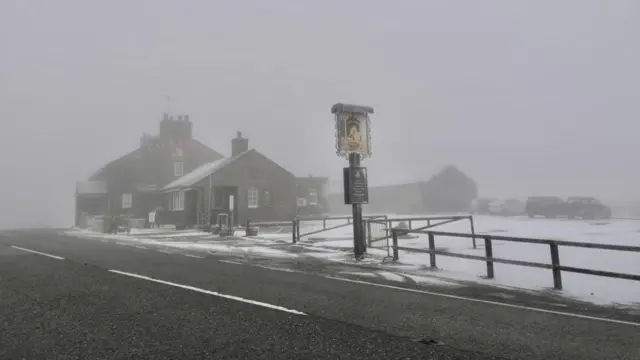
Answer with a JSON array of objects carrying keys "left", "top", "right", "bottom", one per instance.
[
  {"left": 140, "top": 133, "right": 152, "bottom": 148},
  {"left": 231, "top": 131, "right": 249, "bottom": 157}
]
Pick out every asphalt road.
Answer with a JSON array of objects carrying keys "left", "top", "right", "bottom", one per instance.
[{"left": 1, "top": 230, "right": 638, "bottom": 359}]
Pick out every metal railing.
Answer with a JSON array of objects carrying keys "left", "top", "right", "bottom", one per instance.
[
  {"left": 390, "top": 229, "right": 640, "bottom": 290},
  {"left": 292, "top": 214, "right": 388, "bottom": 244},
  {"left": 368, "top": 215, "right": 476, "bottom": 248}
]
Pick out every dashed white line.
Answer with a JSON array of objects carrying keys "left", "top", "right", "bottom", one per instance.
[
  {"left": 108, "top": 269, "right": 306, "bottom": 316},
  {"left": 157, "top": 249, "right": 174, "bottom": 254},
  {"left": 11, "top": 246, "right": 65, "bottom": 260}
]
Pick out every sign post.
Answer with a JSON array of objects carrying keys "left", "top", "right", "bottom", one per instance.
[
  {"left": 331, "top": 103, "right": 373, "bottom": 259},
  {"left": 229, "top": 194, "right": 235, "bottom": 232}
]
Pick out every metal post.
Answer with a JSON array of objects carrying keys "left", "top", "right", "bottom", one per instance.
[
  {"left": 484, "top": 236, "right": 494, "bottom": 278},
  {"left": 292, "top": 220, "right": 297, "bottom": 244},
  {"left": 362, "top": 219, "right": 367, "bottom": 252},
  {"left": 366, "top": 220, "right": 373, "bottom": 246},
  {"left": 296, "top": 219, "right": 301, "bottom": 243},
  {"left": 550, "top": 243, "right": 563, "bottom": 290},
  {"left": 469, "top": 215, "right": 477, "bottom": 249},
  {"left": 392, "top": 229, "right": 399, "bottom": 260},
  {"left": 350, "top": 152, "right": 365, "bottom": 258},
  {"left": 323, "top": 218, "right": 327, "bottom": 229},
  {"left": 428, "top": 232, "right": 437, "bottom": 269}
]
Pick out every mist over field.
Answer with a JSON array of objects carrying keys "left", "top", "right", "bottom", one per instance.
[{"left": 1, "top": 0, "right": 638, "bottom": 229}]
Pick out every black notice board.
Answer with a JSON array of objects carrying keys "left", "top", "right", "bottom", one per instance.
[{"left": 343, "top": 166, "right": 369, "bottom": 205}]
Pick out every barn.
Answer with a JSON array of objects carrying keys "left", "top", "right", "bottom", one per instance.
[{"left": 328, "top": 166, "right": 478, "bottom": 215}]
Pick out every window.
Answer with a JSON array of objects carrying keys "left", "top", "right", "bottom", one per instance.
[
  {"left": 172, "top": 191, "right": 185, "bottom": 211},
  {"left": 248, "top": 187, "right": 259, "bottom": 208},
  {"left": 297, "top": 197, "right": 307, "bottom": 207},
  {"left": 262, "top": 190, "right": 271, "bottom": 207},
  {"left": 309, "top": 189, "right": 318, "bottom": 206},
  {"left": 122, "top": 193, "right": 133, "bottom": 209},
  {"left": 174, "top": 162, "right": 184, "bottom": 177}
]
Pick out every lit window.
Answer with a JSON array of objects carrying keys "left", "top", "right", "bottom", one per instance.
[
  {"left": 174, "top": 162, "right": 184, "bottom": 177},
  {"left": 172, "top": 191, "right": 185, "bottom": 211},
  {"left": 248, "top": 186, "right": 259, "bottom": 208},
  {"left": 297, "top": 197, "right": 307, "bottom": 207},
  {"left": 122, "top": 193, "right": 133, "bottom": 209},
  {"left": 309, "top": 189, "right": 318, "bottom": 205}
]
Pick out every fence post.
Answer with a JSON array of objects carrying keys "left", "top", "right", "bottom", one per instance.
[
  {"left": 484, "top": 236, "right": 494, "bottom": 278},
  {"left": 392, "top": 229, "right": 399, "bottom": 261},
  {"left": 428, "top": 232, "right": 437, "bottom": 269},
  {"left": 323, "top": 218, "right": 326, "bottom": 229},
  {"left": 292, "top": 220, "right": 297, "bottom": 244},
  {"left": 408, "top": 220, "right": 412, "bottom": 230},
  {"left": 549, "top": 243, "right": 563, "bottom": 290},
  {"left": 469, "top": 216, "right": 477, "bottom": 249},
  {"left": 427, "top": 219, "right": 431, "bottom": 227},
  {"left": 362, "top": 220, "right": 369, "bottom": 253},
  {"left": 367, "top": 220, "right": 373, "bottom": 246},
  {"left": 296, "top": 219, "right": 301, "bottom": 243}
]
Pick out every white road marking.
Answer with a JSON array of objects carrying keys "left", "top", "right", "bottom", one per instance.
[
  {"left": 324, "top": 276, "right": 640, "bottom": 327},
  {"left": 157, "top": 249, "right": 174, "bottom": 254},
  {"left": 11, "top": 246, "right": 65, "bottom": 260},
  {"left": 116, "top": 242, "right": 132, "bottom": 246},
  {"left": 134, "top": 245, "right": 147, "bottom": 249},
  {"left": 217, "top": 258, "right": 640, "bottom": 327},
  {"left": 219, "top": 260, "right": 244, "bottom": 265},
  {"left": 108, "top": 269, "right": 306, "bottom": 316},
  {"left": 377, "top": 271, "right": 406, "bottom": 282},
  {"left": 183, "top": 254, "right": 204, "bottom": 259}
]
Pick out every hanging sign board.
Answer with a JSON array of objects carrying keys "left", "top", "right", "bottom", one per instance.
[{"left": 331, "top": 103, "right": 374, "bottom": 160}]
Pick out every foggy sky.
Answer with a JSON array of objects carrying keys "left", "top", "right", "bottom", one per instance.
[{"left": 1, "top": 0, "right": 639, "bottom": 228}]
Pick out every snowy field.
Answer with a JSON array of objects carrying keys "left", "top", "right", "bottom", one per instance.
[{"left": 258, "top": 214, "right": 640, "bottom": 306}]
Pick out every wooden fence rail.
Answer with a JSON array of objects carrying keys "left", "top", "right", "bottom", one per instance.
[{"left": 391, "top": 229, "right": 640, "bottom": 290}]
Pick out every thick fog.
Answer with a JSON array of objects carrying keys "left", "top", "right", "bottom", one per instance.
[{"left": 1, "top": 0, "right": 638, "bottom": 228}]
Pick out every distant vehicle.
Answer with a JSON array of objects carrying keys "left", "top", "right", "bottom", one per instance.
[
  {"left": 525, "top": 196, "right": 567, "bottom": 218},
  {"left": 470, "top": 198, "right": 495, "bottom": 214},
  {"left": 488, "top": 199, "right": 525, "bottom": 216},
  {"left": 566, "top": 197, "right": 611, "bottom": 220}
]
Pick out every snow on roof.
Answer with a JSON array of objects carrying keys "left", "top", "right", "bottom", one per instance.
[{"left": 162, "top": 149, "right": 253, "bottom": 191}]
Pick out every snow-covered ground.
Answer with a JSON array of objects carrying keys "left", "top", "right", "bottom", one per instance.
[
  {"left": 292, "top": 215, "right": 640, "bottom": 306},
  {"left": 66, "top": 214, "right": 640, "bottom": 306}
]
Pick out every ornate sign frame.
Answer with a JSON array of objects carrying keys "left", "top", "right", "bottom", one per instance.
[{"left": 331, "top": 103, "right": 374, "bottom": 160}]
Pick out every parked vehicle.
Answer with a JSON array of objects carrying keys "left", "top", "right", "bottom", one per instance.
[
  {"left": 525, "top": 196, "right": 567, "bottom": 218},
  {"left": 566, "top": 197, "right": 611, "bottom": 220},
  {"left": 487, "top": 199, "right": 525, "bottom": 216},
  {"left": 470, "top": 198, "right": 495, "bottom": 214}
]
